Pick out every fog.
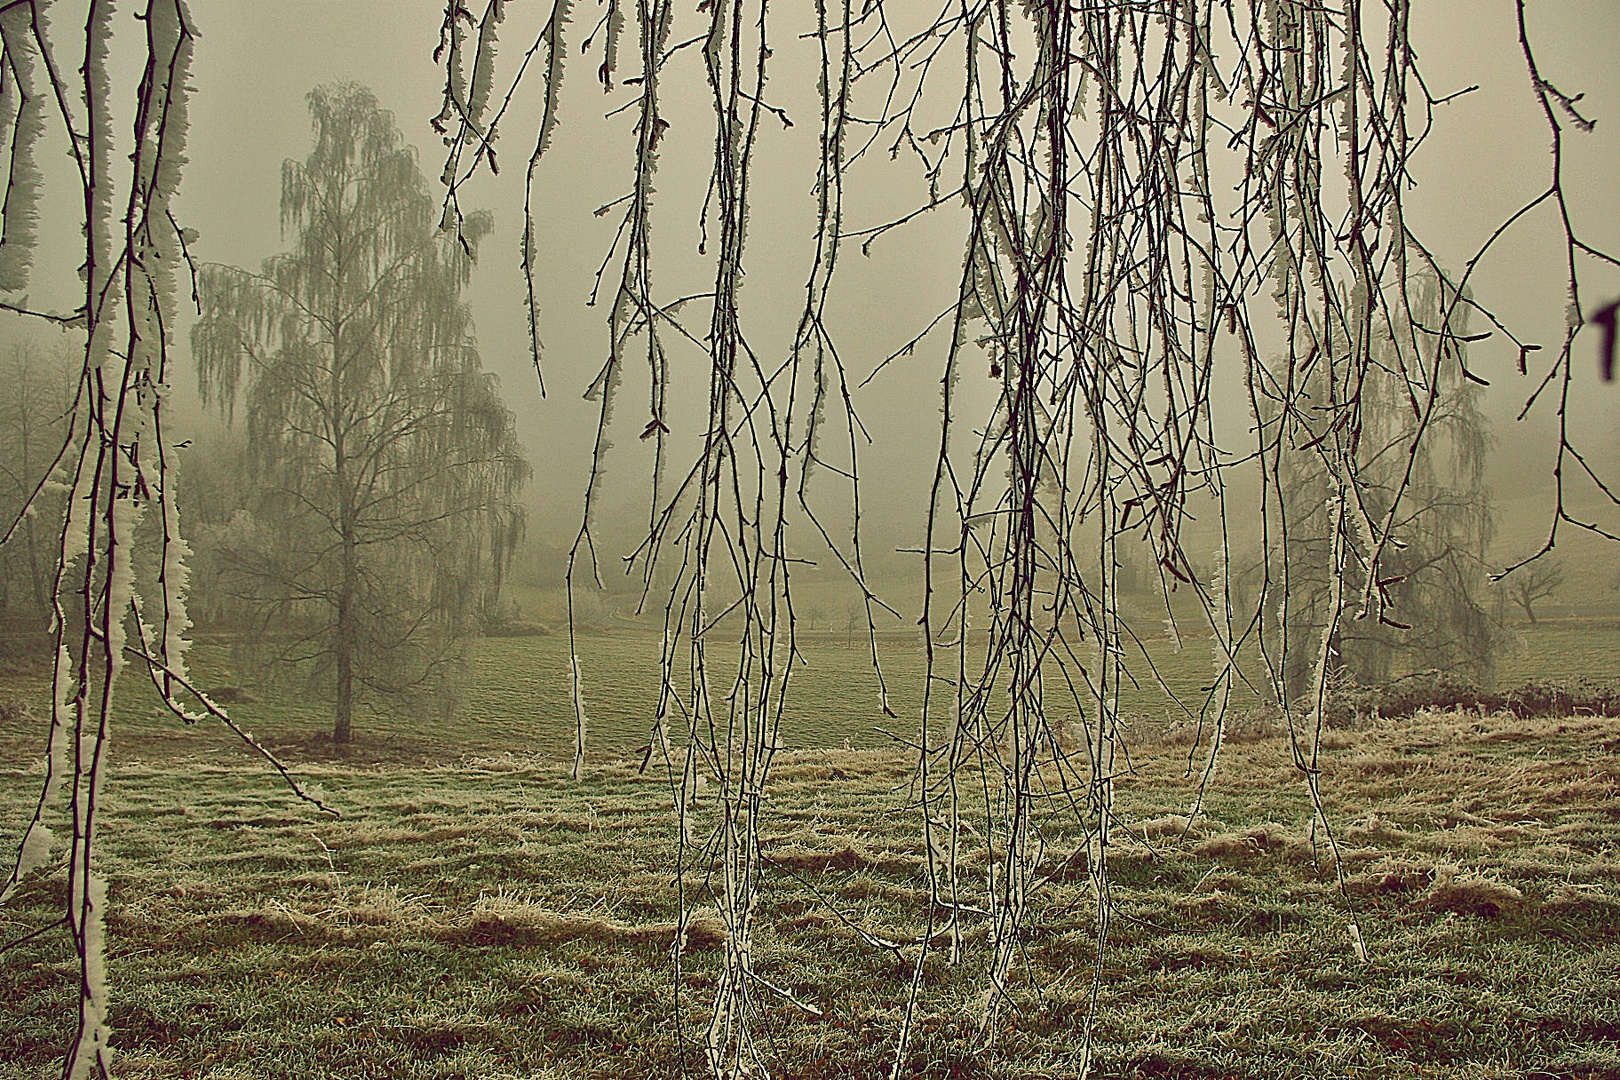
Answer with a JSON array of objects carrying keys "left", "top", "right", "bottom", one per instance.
[
  {"left": 0, "top": 0, "right": 1616, "bottom": 600},
  {"left": 105, "top": 0, "right": 1600, "bottom": 589}
]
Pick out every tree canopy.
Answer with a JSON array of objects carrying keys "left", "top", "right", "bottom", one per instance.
[{"left": 1268, "top": 275, "right": 1500, "bottom": 701}]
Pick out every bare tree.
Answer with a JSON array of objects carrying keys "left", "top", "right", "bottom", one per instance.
[
  {"left": 191, "top": 84, "right": 529, "bottom": 743},
  {"left": 1505, "top": 559, "right": 1565, "bottom": 624}
]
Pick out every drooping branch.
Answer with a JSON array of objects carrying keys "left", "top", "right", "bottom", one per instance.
[
  {"left": 0, "top": 4, "right": 203, "bottom": 1076},
  {"left": 441, "top": 1, "right": 1616, "bottom": 1075}
]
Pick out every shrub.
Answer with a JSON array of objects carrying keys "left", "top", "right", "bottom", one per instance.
[
  {"left": 1308, "top": 670, "right": 1620, "bottom": 725},
  {"left": 1503, "top": 678, "right": 1620, "bottom": 719},
  {"left": 1374, "top": 669, "right": 1505, "bottom": 718},
  {"left": 1308, "top": 668, "right": 1504, "bottom": 728}
]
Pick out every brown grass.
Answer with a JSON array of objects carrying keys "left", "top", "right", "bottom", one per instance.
[{"left": 454, "top": 896, "right": 727, "bottom": 951}]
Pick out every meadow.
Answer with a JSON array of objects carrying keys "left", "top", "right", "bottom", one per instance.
[
  {"left": 0, "top": 613, "right": 1598, "bottom": 766},
  {"left": 1, "top": 623, "right": 1617, "bottom": 1078}
]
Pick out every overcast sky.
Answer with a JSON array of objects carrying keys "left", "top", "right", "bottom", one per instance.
[{"left": 150, "top": 2, "right": 1620, "bottom": 551}]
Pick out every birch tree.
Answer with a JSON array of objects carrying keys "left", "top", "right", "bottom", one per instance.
[
  {"left": 0, "top": 5, "right": 226, "bottom": 1076},
  {"left": 1269, "top": 274, "right": 1501, "bottom": 702},
  {"left": 192, "top": 83, "right": 529, "bottom": 743}
]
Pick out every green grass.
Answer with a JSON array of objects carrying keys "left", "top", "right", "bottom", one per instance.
[
  {"left": 2, "top": 625, "right": 1619, "bottom": 1078},
  {"left": 1496, "top": 616, "right": 1620, "bottom": 685},
  {"left": 4, "top": 618, "right": 1605, "bottom": 769},
  {"left": 0, "top": 628, "right": 1255, "bottom": 768}
]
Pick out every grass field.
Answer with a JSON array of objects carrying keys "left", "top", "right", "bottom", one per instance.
[
  {"left": 1, "top": 615, "right": 1604, "bottom": 766},
  {"left": 2, "top": 624, "right": 1619, "bottom": 1078},
  {"left": 0, "top": 628, "right": 1252, "bottom": 768}
]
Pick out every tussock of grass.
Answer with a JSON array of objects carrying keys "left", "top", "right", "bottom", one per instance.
[
  {"left": 125, "top": 887, "right": 719, "bottom": 951},
  {"left": 1344, "top": 856, "right": 1436, "bottom": 897},
  {"left": 1343, "top": 811, "right": 1409, "bottom": 841},
  {"left": 1124, "top": 813, "right": 1205, "bottom": 842},
  {"left": 1543, "top": 884, "right": 1620, "bottom": 920},
  {"left": 1194, "top": 821, "right": 1314, "bottom": 861},
  {"left": 1422, "top": 866, "right": 1527, "bottom": 918},
  {"left": 762, "top": 842, "right": 920, "bottom": 874}
]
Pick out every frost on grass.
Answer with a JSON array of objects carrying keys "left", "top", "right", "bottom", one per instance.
[{"left": 1423, "top": 867, "right": 1527, "bottom": 919}]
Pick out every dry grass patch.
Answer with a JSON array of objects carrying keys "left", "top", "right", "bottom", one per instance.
[
  {"left": 1123, "top": 813, "right": 1207, "bottom": 844},
  {"left": 1343, "top": 856, "right": 1437, "bottom": 897},
  {"left": 453, "top": 896, "right": 726, "bottom": 951},
  {"left": 762, "top": 842, "right": 920, "bottom": 874},
  {"left": 1194, "top": 822, "right": 1315, "bottom": 861}
]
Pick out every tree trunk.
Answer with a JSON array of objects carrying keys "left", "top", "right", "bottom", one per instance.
[
  {"left": 332, "top": 321, "right": 357, "bottom": 743},
  {"left": 332, "top": 298, "right": 356, "bottom": 744},
  {"left": 334, "top": 590, "right": 354, "bottom": 743}
]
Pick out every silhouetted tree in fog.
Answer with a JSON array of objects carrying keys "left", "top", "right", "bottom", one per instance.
[
  {"left": 192, "top": 84, "right": 528, "bottom": 743},
  {"left": 1505, "top": 558, "right": 1565, "bottom": 624},
  {"left": 1269, "top": 275, "right": 1501, "bottom": 702}
]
